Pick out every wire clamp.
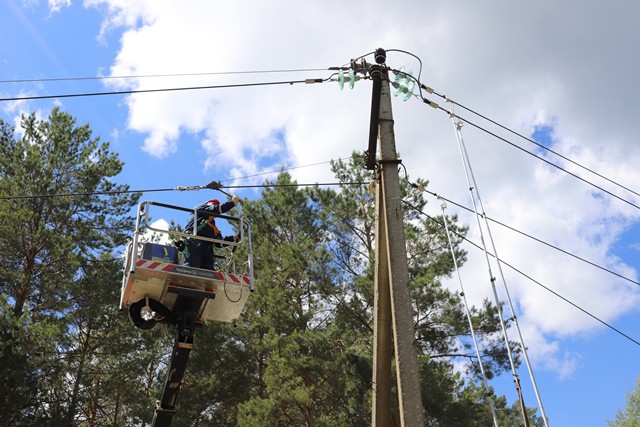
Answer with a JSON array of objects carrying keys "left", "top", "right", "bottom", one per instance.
[
  {"left": 174, "top": 185, "right": 201, "bottom": 191},
  {"left": 204, "top": 180, "right": 222, "bottom": 190}
]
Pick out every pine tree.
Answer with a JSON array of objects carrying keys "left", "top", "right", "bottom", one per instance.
[
  {"left": 168, "top": 172, "right": 373, "bottom": 426},
  {"left": 0, "top": 106, "right": 555, "bottom": 425},
  {"left": 314, "top": 152, "right": 541, "bottom": 425},
  {"left": 0, "top": 108, "right": 140, "bottom": 424},
  {"left": 167, "top": 155, "right": 545, "bottom": 425}
]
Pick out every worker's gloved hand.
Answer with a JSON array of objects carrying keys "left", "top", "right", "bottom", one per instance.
[{"left": 232, "top": 195, "right": 241, "bottom": 205}]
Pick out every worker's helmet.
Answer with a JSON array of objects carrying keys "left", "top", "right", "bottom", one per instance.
[{"left": 206, "top": 199, "right": 220, "bottom": 205}]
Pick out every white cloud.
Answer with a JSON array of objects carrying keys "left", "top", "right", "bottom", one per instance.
[
  {"left": 82, "top": 0, "right": 640, "bottom": 379},
  {"left": 141, "top": 218, "right": 171, "bottom": 245},
  {"left": 48, "top": 0, "right": 71, "bottom": 15},
  {"left": 518, "top": 323, "right": 582, "bottom": 380}
]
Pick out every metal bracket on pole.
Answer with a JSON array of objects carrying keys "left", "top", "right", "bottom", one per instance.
[
  {"left": 378, "top": 159, "right": 402, "bottom": 166},
  {"left": 365, "top": 64, "right": 383, "bottom": 171}
]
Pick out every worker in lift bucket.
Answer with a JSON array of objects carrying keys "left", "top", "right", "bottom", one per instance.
[{"left": 181, "top": 196, "right": 240, "bottom": 269}]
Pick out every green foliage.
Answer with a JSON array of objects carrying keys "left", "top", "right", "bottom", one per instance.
[
  {"left": 168, "top": 153, "right": 536, "bottom": 425},
  {"left": 0, "top": 108, "right": 143, "bottom": 425},
  {"left": 234, "top": 173, "right": 371, "bottom": 426},
  {"left": 609, "top": 377, "right": 640, "bottom": 427},
  {"left": 0, "top": 116, "right": 544, "bottom": 427}
]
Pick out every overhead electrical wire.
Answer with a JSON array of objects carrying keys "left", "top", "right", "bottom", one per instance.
[
  {"left": 399, "top": 70, "right": 640, "bottom": 211},
  {"left": 387, "top": 48, "right": 423, "bottom": 88},
  {"left": 4, "top": 54, "right": 633, "bottom": 266},
  {"left": 15, "top": 52, "right": 634, "bottom": 214},
  {"left": 5, "top": 184, "right": 636, "bottom": 348},
  {"left": 387, "top": 56, "right": 640, "bottom": 288},
  {"left": 421, "top": 189, "right": 640, "bottom": 288},
  {"left": 0, "top": 67, "right": 329, "bottom": 84},
  {"left": 13, "top": 167, "right": 636, "bottom": 301},
  {"left": 433, "top": 93, "right": 640, "bottom": 201},
  {"left": 218, "top": 156, "right": 360, "bottom": 184},
  {"left": 387, "top": 41, "right": 640, "bottom": 410},
  {"left": 402, "top": 199, "right": 640, "bottom": 348},
  {"left": 385, "top": 48, "right": 640, "bottom": 353},
  {"left": 0, "top": 181, "right": 367, "bottom": 201},
  {"left": 402, "top": 160, "right": 640, "bottom": 350},
  {"left": 384, "top": 51, "right": 640, "bottom": 212},
  {"left": 386, "top": 47, "right": 640, "bottom": 204},
  {"left": 385, "top": 45, "right": 639, "bottom": 352},
  {"left": 2, "top": 149, "right": 635, "bottom": 353},
  {"left": 400, "top": 170, "right": 640, "bottom": 344},
  {"left": 5, "top": 54, "right": 637, "bottom": 211},
  {"left": 5, "top": 139, "right": 635, "bottom": 293},
  {"left": 223, "top": 182, "right": 367, "bottom": 190},
  {"left": 0, "top": 77, "right": 329, "bottom": 102},
  {"left": 17, "top": 54, "right": 631, "bottom": 257},
  {"left": 442, "top": 110, "right": 640, "bottom": 212}
]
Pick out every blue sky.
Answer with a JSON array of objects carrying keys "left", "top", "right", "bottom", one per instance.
[{"left": 3, "top": 1, "right": 640, "bottom": 425}]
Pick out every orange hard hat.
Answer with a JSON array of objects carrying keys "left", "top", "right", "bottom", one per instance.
[{"left": 207, "top": 199, "right": 220, "bottom": 205}]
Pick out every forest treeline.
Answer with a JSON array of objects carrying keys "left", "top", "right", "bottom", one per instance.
[{"left": 0, "top": 109, "right": 543, "bottom": 426}]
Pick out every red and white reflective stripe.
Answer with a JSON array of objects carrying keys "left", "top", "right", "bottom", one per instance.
[
  {"left": 135, "top": 260, "right": 249, "bottom": 284},
  {"left": 214, "top": 271, "right": 249, "bottom": 285},
  {"left": 136, "top": 259, "right": 176, "bottom": 272}
]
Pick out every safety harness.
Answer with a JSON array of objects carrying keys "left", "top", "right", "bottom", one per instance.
[{"left": 176, "top": 210, "right": 221, "bottom": 258}]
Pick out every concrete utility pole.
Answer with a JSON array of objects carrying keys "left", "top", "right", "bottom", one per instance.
[{"left": 370, "top": 51, "right": 426, "bottom": 427}]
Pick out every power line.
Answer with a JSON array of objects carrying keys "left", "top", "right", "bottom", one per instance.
[
  {"left": 435, "top": 106, "right": 640, "bottom": 212},
  {"left": 403, "top": 199, "right": 640, "bottom": 348},
  {"left": 397, "top": 62, "right": 640, "bottom": 211},
  {"left": 0, "top": 188, "right": 164, "bottom": 200},
  {"left": 0, "top": 67, "right": 330, "bottom": 84},
  {"left": 8, "top": 55, "right": 638, "bottom": 214},
  {"left": 0, "top": 77, "right": 328, "bottom": 102},
  {"left": 433, "top": 93, "right": 640, "bottom": 201},
  {"left": 398, "top": 160, "right": 640, "bottom": 289},
  {"left": 0, "top": 181, "right": 367, "bottom": 201},
  {"left": 214, "top": 182, "right": 367, "bottom": 190},
  {"left": 419, "top": 187, "right": 640, "bottom": 288},
  {"left": 219, "top": 156, "right": 360, "bottom": 183}
]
